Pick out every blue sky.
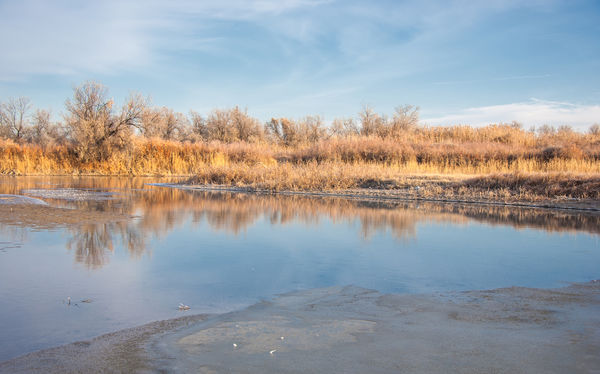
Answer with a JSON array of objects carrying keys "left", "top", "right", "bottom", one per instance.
[{"left": 0, "top": 0, "right": 599, "bottom": 129}]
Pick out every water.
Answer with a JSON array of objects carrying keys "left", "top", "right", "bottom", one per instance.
[{"left": 0, "top": 176, "right": 598, "bottom": 361}]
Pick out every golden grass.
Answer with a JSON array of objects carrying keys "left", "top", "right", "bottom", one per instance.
[
  {"left": 188, "top": 162, "right": 600, "bottom": 201},
  {"left": 0, "top": 139, "right": 275, "bottom": 175},
  {"left": 1, "top": 130, "right": 599, "bottom": 203},
  {"left": 2, "top": 136, "right": 599, "bottom": 176}
]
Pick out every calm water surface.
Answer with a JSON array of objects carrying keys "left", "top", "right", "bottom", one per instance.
[{"left": 0, "top": 176, "right": 599, "bottom": 360}]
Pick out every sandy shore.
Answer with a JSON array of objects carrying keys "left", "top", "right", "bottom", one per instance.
[{"left": 2, "top": 281, "right": 599, "bottom": 373}]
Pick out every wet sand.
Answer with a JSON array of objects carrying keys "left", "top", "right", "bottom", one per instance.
[{"left": 2, "top": 282, "right": 599, "bottom": 373}]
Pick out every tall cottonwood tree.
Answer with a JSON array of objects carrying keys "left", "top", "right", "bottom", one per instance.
[{"left": 65, "top": 81, "right": 146, "bottom": 161}]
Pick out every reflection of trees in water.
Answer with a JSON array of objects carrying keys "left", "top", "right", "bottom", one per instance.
[
  {"left": 67, "top": 223, "right": 113, "bottom": 269},
  {"left": 1, "top": 176, "right": 600, "bottom": 269},
  {"left": 65, "top": 221, "right": 146, "bottom": 269},
  {"left": 130, "top": 189, "right": 600, "bottom": 241},
  {"left": 133, "top": 191, "right": 422, "bottom": 240}
]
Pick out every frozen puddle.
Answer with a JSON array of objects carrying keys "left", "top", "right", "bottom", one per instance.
[
  {"left": 22, "top": 189, "right": 120, "bottom": 201},
  {"left": 0, "top": 195, "right": 48, "bottom": 205}
]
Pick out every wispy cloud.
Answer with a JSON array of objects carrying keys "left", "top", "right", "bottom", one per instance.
[
  {"left": 0, "top": 0, "right": 152, "bottom": 80},
  {"left": 424, "top": 99, "right": 600, "bottom": 130},
  {"left": 0, "top": 0, "right": 328, "bottom": 80},
  {"left": 0, "top": 0, "right": 555, "bottom": 80},
  {"left": 0, "top": 0, "right": 597, "bottom": 123}
]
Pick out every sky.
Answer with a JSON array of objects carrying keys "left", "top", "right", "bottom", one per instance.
[{"left": 0, "top": 0, "right": 599, "bottom": 129}]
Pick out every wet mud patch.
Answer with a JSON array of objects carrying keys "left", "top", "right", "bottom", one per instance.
[
  {"left": 0, "top": 315, "right": 207, "bottom": 374},
  {"left": 22, "top": 188, "right": 121, "bottom": 201},
  {"left": 178, "top": 317, "right": 376, "bottom": 355},
  {"left": 155, "top": 283, "right": 600, "bottom": 373},
  {"left": 0, "top": 204, "right": 133, "bottom": 230}
]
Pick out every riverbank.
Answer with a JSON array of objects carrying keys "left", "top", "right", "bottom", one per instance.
[
  {"left": 174, "top": 174, "right": 600, "bottom": 212},
  {"left": 2, "top": 281, "right": 599, "bottom": 373},
  {"left": 2, "top": 135, "right": 599, "bottom": 209}
]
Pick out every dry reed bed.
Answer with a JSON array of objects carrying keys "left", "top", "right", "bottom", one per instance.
[
  {"left": 1, "top": 137, "right": 600, "bottom": 203},
  {"left": 2, "top": 137, "right": 599, "bottom": 175}
]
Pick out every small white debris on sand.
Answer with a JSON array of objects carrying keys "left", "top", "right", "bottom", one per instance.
[{"left": 269, "top": 349, "right": 277, "bottom": 355}]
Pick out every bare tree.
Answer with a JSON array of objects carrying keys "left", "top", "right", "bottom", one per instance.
[
  {"left": 202, "top": 107, "right": 261, "bottom": 142},
  {"left": 330, "top": 117, "right": 359, "bottom": 138},
  {"left": 266, "top": 118, "right": 300, "bottom": 146},
  {"left": 537, "top": 124, "right": 556, "bottom": 136},
  {"left": 590, "top": 123, "right": 600, "bottom": 136},
  {"left": 30, "top": 109, "right": 52, "bottom": 146},
  {"left": 166, "top": 110, "right": 188, "bottom": 141},
  {"left": 139, "top": 107, "right": 162, "bottom": 138},
  {"left": 0, "top": 97, "right": 32, "bottom": 142},
  {"left": 189, "top": 111, "right": 208, "bottom": 141},
  {"left": 205, "top": 109, "right": 236, "bottom": 142},
  {"left": 298, "top": 115, "right": 326, "bottom": 143},
  {"left": 65, "top": 81, "right": 146, "bottom": 161},
  {"left": 0, "top": 106, "right": 8, "bottom": 139},
  {"left": 230, "top": 106, "right": 263, "bottom": 142},
  {"left": 358, "top": 105, "right": 384, "bottom": 137},
  {"left": 140, "top": 107, "right": 189, "bottom": 141},
  {"left": 557, "top": 125, "right": 574, "bottom": 134},
  {"left": 388, "top": 105, "right": 419, "bottom": 137}
]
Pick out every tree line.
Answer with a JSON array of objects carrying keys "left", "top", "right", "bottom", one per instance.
[
  {"left": 1, "top": 81, "right": 598, "bottom": 162},
  {"left": 0, "top": 81, "right": 422, "bottom": 160}
]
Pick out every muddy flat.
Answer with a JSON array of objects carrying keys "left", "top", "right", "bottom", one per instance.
[
  {"left": 2, "top": 282, "right": 599, "bottom": 373},
  {"left": 0, "top": 203, "right": 132, "bottom": 230}
]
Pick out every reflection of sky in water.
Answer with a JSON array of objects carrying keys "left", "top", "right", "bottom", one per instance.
[{"left": 0, "top": 177, "right": 599, "bottom": 361}]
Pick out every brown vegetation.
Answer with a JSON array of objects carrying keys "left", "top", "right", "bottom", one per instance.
[{"left": 1, "top": 81, "right": 600, "bottom": 203}]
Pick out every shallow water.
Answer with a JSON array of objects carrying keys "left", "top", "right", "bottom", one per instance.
[{"left": 0, "top": 176, "right": 598, "bottom": 361}]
